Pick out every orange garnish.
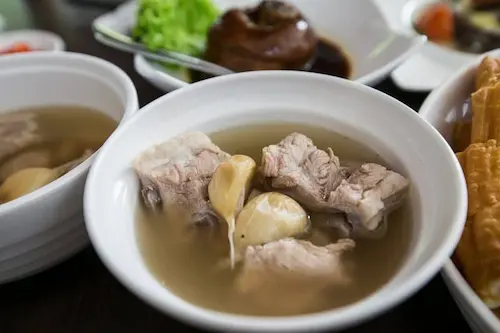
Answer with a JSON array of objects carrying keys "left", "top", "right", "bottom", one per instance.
[
  {"left": 0, "top": 42, "right": 33, "bottom": 55},
  {"left": 415, "top": 3, "right": 454, "bottom": 41}
]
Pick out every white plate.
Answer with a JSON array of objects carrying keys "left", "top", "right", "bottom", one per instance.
[
  {"left": 388, "top": 0, "right": 478, "bottom": 92},
  {"left": 94, "top": 0, "right": 425, "bottom": 92},
  {"left": 0, "top": 29, "right": 65, "bottom": 53}
]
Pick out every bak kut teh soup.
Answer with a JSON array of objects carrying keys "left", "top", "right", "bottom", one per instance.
[
  {"left": 0, "top": 105, "right": 117, "bottom": 204},
  {"left": 134, "top": 123, "right": 412, "bottom": 316}
]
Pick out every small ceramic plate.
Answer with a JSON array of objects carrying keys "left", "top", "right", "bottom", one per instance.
[
  {"left": 94, "top": 0, "right": 425, "bottom": 92},
  {"left": 0, "top": 29, "right": 65, "bottom": 53},
  {"left": 388, "top": 0, "right": 478, "bottom": 92}
]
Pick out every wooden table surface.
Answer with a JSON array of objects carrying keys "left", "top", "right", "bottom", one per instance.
[{"left": 0, "top": 1, "right": 474, "bottom": 332}]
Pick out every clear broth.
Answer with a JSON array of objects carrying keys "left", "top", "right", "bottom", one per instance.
[
  {"left": 136, "top": 123, "right": 412, "bottom": 316},
  {"left": 0, "top": 105, "right": 117, "bottom": 181}
]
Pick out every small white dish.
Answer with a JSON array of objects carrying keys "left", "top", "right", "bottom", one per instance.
[
  {"left": 0, "top": 29, "right": 66, "bottom": 53},
  {"left": 389, "top": 0, "right": 478, "bottom": 92},
  {"left": 94, "top": 0, "right": 424, "bottom": 92},
  {"left": 419, "top": 49, "right": 500, "bottom": 333},
  {"left": 0, "top": 52, "right": 138, "bottom": 283},
  {"left": 85, "top": 70, "right": 466, "bottom": 332}
]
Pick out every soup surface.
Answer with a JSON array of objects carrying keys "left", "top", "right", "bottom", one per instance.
[
  {"left": 0, "top": 105, "right": 117, "bottom": 203},
  {"left": 136, "top": 123, "right": 412, "bottom": 316}
]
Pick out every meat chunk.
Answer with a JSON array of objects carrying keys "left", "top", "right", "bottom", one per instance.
[
  {"left": 259, "top": 132, "right": 343, "bottom": 211},
  {"left": 132, "top": 132, "right": 230, "bottom": 226},
  {"left": 328, "top": 163, "right": 410, "bottom": 231},
  {"left": 235, "top": 238, "right": 355, "bottom": 313},
  {"left": 259, "top": 133, "right": 410, "bottom": 234},
  {"left": 311, "top": 212, "right": 353, "bottom": 238},
  {"left": 313, "top": 212, "right": 389, "bottom": 239},
  {"left": 0, "top": 112, "right": 40, "bottom": 162}
]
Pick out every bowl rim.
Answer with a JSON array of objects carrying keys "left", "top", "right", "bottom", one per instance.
[
  {"left": 0, "top": 51, "right": 139, "bottom": 216},
  {"left": 84, "top": 70, "right": 467, "bottom": 332},
  {"left": 419, "top": 48, "right": 500, "bottom": 331}
]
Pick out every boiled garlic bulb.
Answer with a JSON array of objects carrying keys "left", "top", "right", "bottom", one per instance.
[
  {"left": 234, "top": 192, "right": 309, "bottom": 249},
  {"left": 0, "top": 150, "right": 92, "bottom": 204},
  {"left": 0, "top": 168, "right": 59, "bottom": 203},
  {"left": 208, "top": 154, "right": 256, "bottom": 267}
]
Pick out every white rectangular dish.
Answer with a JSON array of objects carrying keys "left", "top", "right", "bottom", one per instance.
[{"left": 93, "top": 0, "right": 425, "bottom": 91}]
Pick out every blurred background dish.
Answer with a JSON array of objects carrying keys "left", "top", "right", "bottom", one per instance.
[
  {"left": 0, "top": 51, "right": 138, "bottom": 284},
  {"left": 388, "top": 0, "right": 500, "bottom": 92},
  {"left": 419, "top": 48, "right": 500, "bottom": 333},
  {"left": 94, "top": 0, "right": 425, "bottom": 92}
]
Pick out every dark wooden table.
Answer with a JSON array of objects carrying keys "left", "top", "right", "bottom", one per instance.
[{"left": 0, "top": 1, "right": 474, "bottom": 332}]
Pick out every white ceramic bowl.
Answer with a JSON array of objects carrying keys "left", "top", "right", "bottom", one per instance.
[
  {"left": 85, "top": 71, "right": 466, "bottom": 332},
  {"left": 0, "top": 29, "right": 65, "bottom": 53},
  {"left": 94, "top": 0, "right": 425, "bottom": 92},
  {"left": 419, "top": 49, "right": 500, "bottom": 333},
  {"left": 0, "top": 51, "right": 138, "bottom": 283}
]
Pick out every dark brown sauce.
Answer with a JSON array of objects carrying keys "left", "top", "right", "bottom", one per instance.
[
  {"left": 308, "top": 38, "right": 351, "bottom": 78},
  {"left": 190, "top": 37, "right": 351, "bottom": 83}
]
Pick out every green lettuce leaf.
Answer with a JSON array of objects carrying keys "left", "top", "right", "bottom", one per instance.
[{"left": 132, "top": 0, "right": 220, "bottom": 58}]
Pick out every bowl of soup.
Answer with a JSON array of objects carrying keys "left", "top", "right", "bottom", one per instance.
[
  {"left": 0, "top": 51, "right": 138, "bottom": 283},
  {"left": 420, "top": 49, "right": 500, "bottom": 333},
  {"left": 84, "top": 70, "right": 466, "bottom": 332}
]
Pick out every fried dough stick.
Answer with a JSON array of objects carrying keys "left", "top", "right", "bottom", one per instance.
[
  {"left": 471, "top": 83, "right": 500, "bottom": 144},
  {"left": 456, "top": 205, "right": 500, "bottom": 309},
  {"left": 458, "top": 140, "right": 500, "bottom": 216}
]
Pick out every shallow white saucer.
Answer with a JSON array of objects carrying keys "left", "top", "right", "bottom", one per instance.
[{"left": 387, "top": 0, "right": 478, "bottom": 92}]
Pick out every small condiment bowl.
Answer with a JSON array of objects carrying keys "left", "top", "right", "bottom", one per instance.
[
  {"left": 84, "top": 71, "right": 466, "bottom": 332},
  {"left": 0, "top": 29, "right": 66, "bottom": 53},
  {"left": 0, "top": 51, "right": 138, "bottom": 283},
  {"left": 419, "top": 48, "right": 500, "bottom": 333}
]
